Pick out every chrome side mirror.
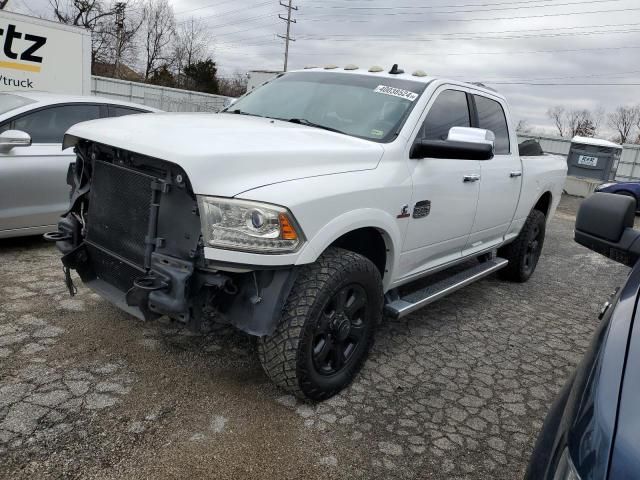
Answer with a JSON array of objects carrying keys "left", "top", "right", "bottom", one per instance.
[
  {"left": 410, "top": 127, "right": 496, "bottom": 161},
  {"left": 447, "top": 126, "right": 495, "bottom": 147},
  {"left": 0, "top": 130, "right": 32, "bottom": 151}
]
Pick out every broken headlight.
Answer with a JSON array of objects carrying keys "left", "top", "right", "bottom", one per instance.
[{"left": 197, "top": 196, "right": 304, "bottom": 254}]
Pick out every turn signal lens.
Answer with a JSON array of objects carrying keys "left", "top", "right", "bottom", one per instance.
[{"left": 279, "top": 213, "right": 298, "bottom": 241}]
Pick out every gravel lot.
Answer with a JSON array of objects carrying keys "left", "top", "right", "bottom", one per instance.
[{"left": 0, "top": 195, "right": 630, "bottom": 480}]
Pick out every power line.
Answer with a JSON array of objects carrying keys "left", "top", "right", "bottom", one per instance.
[
  {"left": 194, "top": 11, "right": 281, "bottom": 29},
  {"left": 175, "top": 0, "right": 254, "bottom": 16},
  {"left": 210, "top": 20, "right": 281, "bottom": 37},
  {"left": 297, "top": 6, "right": 640, "bottom": 23},
  {"left": 296, "top": 0, "right": 621, "bottom": 8},
  {"left": 176, "top": 1, "right": 275, "bottom": 25},
  {"left": 15, "top": 0, "right": 39, "bottom": 16},
  {"left": 486, "top": 82, "right": 640, "bottom": 86},
  {"left": 296, "top": 27, "right": 640, "bottom": 43},
  {"left": 300, "top": 0, "right": 626, "bottom": 15},
  {"left": 207, "top": 22, "right": 640, "bottom": 50},
  {"left": 295, "top": 21, "right": 640, "bottom": 39},
  {"left": 201, "top": 15, "right": 640, "bottom": 41},
  {"left": 198, "top": 0, "right": 583, "bottom": 20},
  {"left": 478, "top": 69, "right": 640, "bottom": 82},
  {"left": 284, "top": 44, "right": 640, "bottom": 57},
  {"left": 214, "top": 35, "right": 280, "bottom": 46}
]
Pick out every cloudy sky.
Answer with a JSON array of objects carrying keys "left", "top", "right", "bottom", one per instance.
[{"left": 8, "top": 0, "right": 640, "bottom": 136}]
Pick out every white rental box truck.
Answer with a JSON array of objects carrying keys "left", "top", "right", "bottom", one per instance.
[{"left": 0, "top": 10, "right": 91, "bottom": 95}]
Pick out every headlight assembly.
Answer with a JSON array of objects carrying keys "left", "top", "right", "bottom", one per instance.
[
  {"left": 553, "top": 448, "right": 581, "bottom": 480},
  {"left": 197, "top": 196, "right": 304, "bottom": 254}
]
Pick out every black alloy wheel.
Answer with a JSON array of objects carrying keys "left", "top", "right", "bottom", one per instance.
[{"left": 312, "top": 284, "right": 368, "bottom": 376}]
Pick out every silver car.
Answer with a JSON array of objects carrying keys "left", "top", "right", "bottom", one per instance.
[{"left": 0, "top": 92, "right": 159, "bottom": 239}]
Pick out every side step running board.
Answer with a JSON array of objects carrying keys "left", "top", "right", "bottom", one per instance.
[{"left": 385, "top": 258, "right": 509, "bottom": 319}]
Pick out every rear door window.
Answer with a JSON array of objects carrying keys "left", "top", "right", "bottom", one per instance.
[
  {"left": 109, "top": 106, "right": 148, "bottom": 117},
  {"left": 474, "top": 95, "right": 510, "bottom": 154},
  {"left": 420, "top": 90, "right": 471, "bottom": 141},
  {"left": 12, "top": 104, "right": 102, "bottom": 143}
]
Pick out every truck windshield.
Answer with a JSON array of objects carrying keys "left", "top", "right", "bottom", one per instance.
[{"left": 225, "top": 72, "right": 428, "bottom": 142}]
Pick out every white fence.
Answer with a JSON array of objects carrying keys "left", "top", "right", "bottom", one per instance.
[
  {"left": 517, "top": 133, "right": 572, "bottom": 157},
  {"left": 91, "top": 76, "right": 232, "bottom": 113},
  {"left": 518, "top": 133, "right": 640, "bottom": 182},
  {"left": 612, "top": 145, "right": 640, "bottom": 181}
]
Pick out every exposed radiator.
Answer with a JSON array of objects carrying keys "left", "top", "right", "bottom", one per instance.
[{"left": 86, "top": 160, "right": 154, "bottom": 266}]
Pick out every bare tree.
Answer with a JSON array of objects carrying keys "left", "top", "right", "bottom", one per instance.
[
  {"left": 218, "top": 73, "right": 248, "bottom": 98},
  {"left": 547, "top": 106, "right": 566, "bottom": 137},
  {"left": 515, "top": 119, "right": 532, "bottom": 134},
  {"left": 608, "top": 106, "right": 640, "bottom": 144},
  {"left": 49, "top": 0, "right": 116, "bottom": 64},
  {"left": 565, "top": 109, "right": 582, "bottom": 137},
  {"left": 141, "top": 0, "right": 175, "bottom": 81},
  {"left": 173, "top": 18, "right": 211, "bottom": 79},
  {"left": 548, "top": 106, "right": 600, "bottom": 138},
  {"left": 593, "top": 106, "right": 605, "bottom": 136},
  {"left": 108, "top": 2, "right": 143, "bottom": 77},
  {"left": 50, "top": 0, "right": 114, "bottom": 28},
  {"left": 566, "top": 109, "right": 597, "bottom": 138}
]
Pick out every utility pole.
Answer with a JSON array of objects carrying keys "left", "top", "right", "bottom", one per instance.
[
  {"left": 277, "top": 0, "right": 297, "bottom": 72},
  {"left": 113, "top": 2, "right": 126, "bottom": 76}
]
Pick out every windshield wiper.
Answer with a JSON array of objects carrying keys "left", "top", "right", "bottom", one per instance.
[
  {"left": 226, "top": 109, "right": 264, "bottom": 118},
  {"left": 277, "top": 117, "right": 347, "bottom": 135}
]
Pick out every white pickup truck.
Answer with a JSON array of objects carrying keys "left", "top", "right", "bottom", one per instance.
[{"left": 49, "top": 66, "right": 567, "bottom": 400}]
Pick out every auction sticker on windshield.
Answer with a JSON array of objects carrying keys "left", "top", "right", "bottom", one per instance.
[{"left": 374, "top": 85, "right": 419, "bottom": 102}]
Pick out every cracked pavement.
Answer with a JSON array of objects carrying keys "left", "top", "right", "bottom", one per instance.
[{"left": 0, "top": 195, "right": 631, "bottom": 479}]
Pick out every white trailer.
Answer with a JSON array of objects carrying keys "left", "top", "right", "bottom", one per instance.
[{"left": 0, "top": 11, "right": 91, "bottom": 95}]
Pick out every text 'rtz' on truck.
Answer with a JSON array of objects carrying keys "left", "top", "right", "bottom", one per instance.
[{"left": 47, "top": 66, "right": 567, "bottom": 401}]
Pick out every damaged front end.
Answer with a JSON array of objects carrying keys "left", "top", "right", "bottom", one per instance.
[{"left": 45, "top": 137, "right": 296, "bottom": 336}]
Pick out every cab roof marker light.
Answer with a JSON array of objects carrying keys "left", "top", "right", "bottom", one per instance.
[
  {"left": 344, "top": 64, "right": 359, "bottom": 70},
  {"left": 324, "top": 65, "right": 338, "bottom": 70},
  {"left": 368, "top": 66, "right": 384, "bottom": 73},
  {"left": 412, "top": 70, "right": 428, "bottom": 77}
]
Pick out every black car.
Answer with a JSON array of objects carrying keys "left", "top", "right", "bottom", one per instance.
[{"left": 526, "top": 193, "right": 640, "bottom": 479}]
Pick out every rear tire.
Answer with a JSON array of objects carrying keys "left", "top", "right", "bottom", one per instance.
[
  {"left": 258, "top": 247, "right": 383, "bottom": 401},
  {"left": 498, "top": 209, "right": 546, "bottom": 283}
]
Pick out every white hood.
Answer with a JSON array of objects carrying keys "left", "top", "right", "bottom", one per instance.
[{"left": 66, "top": 113, "right": 385, "bottom": 197}]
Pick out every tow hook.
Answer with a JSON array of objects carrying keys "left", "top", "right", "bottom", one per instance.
[
  {"left": 133, "top": 275, "right": 170, "bottom": 292},
  {"left": 43, "top": 231, "right": 72, "bottom": 242}
]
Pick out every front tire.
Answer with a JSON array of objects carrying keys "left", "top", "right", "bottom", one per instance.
[
  {"left": 498, "top": 209, "right": 546, "bottom": 283},
  {"left": 258, "top": 248, "right": 383, "bottom": 401}
]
